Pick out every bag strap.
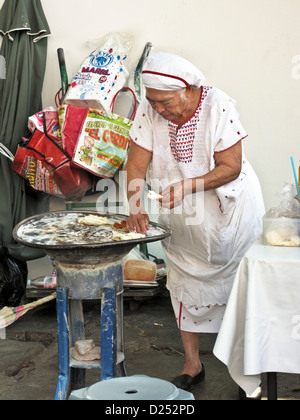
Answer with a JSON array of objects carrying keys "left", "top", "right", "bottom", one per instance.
[
  {"left": 0, "top": 143, "right": 14, "bottom": 162},
  {"left": 110, "top": 87, "right": 137, "bottom": 120},
  {"left": 55, "top": 85, "right": 71, "bottom": 108},
  {"left": 18, "top": 113, "right": 71, "bottom": 171}
]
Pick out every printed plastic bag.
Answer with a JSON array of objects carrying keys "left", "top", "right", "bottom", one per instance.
[
  {"left": 64, "top": 32, "right": 133, "bottom": 113},
  {"left": 59, "top": 88, "right": 136, "bottom": 179},
  {"left": 13, "top": 144, "right": 63, "bottom": 197},
  {"left": 59, "top": 106, "right": 132, "bottom": 178},
  {"left": 0, "top": 243, "right": 28, "bottom": 309},
  {"left": 28, "top": 107, "right": 58, "bottom": 135}
]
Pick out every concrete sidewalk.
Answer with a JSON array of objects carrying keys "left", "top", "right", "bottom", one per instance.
[{"left": 0, "top": 293, "right": 300, "bottom": 400}]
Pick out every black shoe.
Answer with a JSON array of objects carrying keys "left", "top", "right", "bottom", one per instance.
[{"left": 172, "top": 364, "right": 205, "bottom": 391}]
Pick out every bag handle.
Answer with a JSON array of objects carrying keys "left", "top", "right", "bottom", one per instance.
[
  {"left": 110, "top": 87, "right": 137, "bottom": 120},
  {"left": 55, "top": 85, "right": 71, "bottom": 108},
  {"left": 0, "top": 143, "right": 14, "bottom": 162},
  {"left": 15, "top": 113, "right": 70, "bottom": 171},
  {"left": 41, "top": 112, "right": 71, "bottom": 168}
]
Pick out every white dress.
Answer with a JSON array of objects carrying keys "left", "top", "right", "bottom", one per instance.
[{"left": 129, "top": 86, "right": 265, "bottom": 332}]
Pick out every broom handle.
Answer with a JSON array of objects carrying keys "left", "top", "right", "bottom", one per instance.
[{"left": 57, "top": 48, "right": 69, "bottom": 99}]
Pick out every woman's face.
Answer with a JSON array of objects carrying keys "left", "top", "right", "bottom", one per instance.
[{"left": 145, "top": 88, "right": 189, "bottom": 123}]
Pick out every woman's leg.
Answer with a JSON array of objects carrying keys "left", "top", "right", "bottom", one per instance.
[{"left": 179, "top": 330, "right": 203, "bottom": 377}]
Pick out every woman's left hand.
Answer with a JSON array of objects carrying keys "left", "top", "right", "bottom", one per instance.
[{"left": 159, "top": 181, "right": 186, "bottom": 209}]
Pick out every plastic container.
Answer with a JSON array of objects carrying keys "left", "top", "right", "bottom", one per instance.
[
  {"left": 69, "top": 375, "right": 195, "bottom": 401},
  {"left": 263, "top": 208, "right": 300, "bottom": 247}
]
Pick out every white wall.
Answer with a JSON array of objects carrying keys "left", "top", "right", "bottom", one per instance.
[{"left": 1, "top": 0, "right": 300, "bottom": 210}]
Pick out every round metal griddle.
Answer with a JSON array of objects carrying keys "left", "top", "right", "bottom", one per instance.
[{"left": 13, "top": 211, "right": 171, "bottom": 264}]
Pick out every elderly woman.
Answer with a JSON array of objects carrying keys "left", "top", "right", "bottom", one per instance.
[{"left": 124, "top": 52, "right": 265, "bottom": 391}]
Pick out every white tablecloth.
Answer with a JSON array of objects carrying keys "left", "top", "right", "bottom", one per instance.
[{"left": 213, "top": 241, "right": 300, "bottom": 395}]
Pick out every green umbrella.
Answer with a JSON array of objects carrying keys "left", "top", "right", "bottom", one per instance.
[{"left": 0, "top": 0, "right": 51, "bottom": 261}]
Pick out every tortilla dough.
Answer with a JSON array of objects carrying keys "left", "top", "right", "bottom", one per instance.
[
  {"left": 148, "top": 190, "right": 162, "bottom": 200},
  {"left": 265, "top": 221, "right": 300, "bottom": 246},
  {"left": 77, "top": 215, "right": 111, "bottom": 226},
  {"left": 77, "top": 215, "right": 146, "bottom": 241},
  {"left": 265, "top": 230, "right": 300, "bottom": 246},
  {"left": 111, "top": 231, "right": 145, "bottom": 241}
]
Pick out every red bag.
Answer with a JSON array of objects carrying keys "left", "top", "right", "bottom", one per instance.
[
  {"left": 13, "top": 113, "right": 93, "bottom": 201},
  {"left": 58, "top": 105, "right": 88, "bottom": 160}
]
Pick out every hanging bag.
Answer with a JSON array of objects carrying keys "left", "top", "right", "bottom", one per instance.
[
  {"left": 64, "top": 32, "right": 133, "bottom": 113},
  {"left": 59, "top": 87, "right": 136, "bottom": 179},
  {"left": 12, "top": 112, "right": 93, "bottom": 200}
]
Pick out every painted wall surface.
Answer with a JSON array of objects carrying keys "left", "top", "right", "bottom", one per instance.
[{"left": 1, "top": 0, "right": 300, "bottom": 210}]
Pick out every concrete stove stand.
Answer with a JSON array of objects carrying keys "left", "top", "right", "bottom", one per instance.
[{"left": 54, "top": 261, "right": 127, "bottom": 400}]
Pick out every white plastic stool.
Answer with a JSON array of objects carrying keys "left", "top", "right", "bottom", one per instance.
[{"left": 69, "top": 375, "right": 195, "bottom": 400}]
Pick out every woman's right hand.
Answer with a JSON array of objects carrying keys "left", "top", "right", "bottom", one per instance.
[{"left": 126, "top": 212, "right": 150, "bottom": 235}]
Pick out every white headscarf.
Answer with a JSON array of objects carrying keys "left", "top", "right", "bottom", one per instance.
[{"left": 142, "top": 52, "right": 205, "bottom": 91}]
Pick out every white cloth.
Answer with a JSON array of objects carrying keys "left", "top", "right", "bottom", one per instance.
[
  {"left": 170, "top": 293, "right": 226, "bottom": 333},
  {"left": 129, "top": 86, "right": 265, "bottom": 320},
  {"left": 142, "top": 52, "right": 206, "bottom": 90},
  {"left": 213, "top": 242, "right": 300, "bottom": 395}
]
